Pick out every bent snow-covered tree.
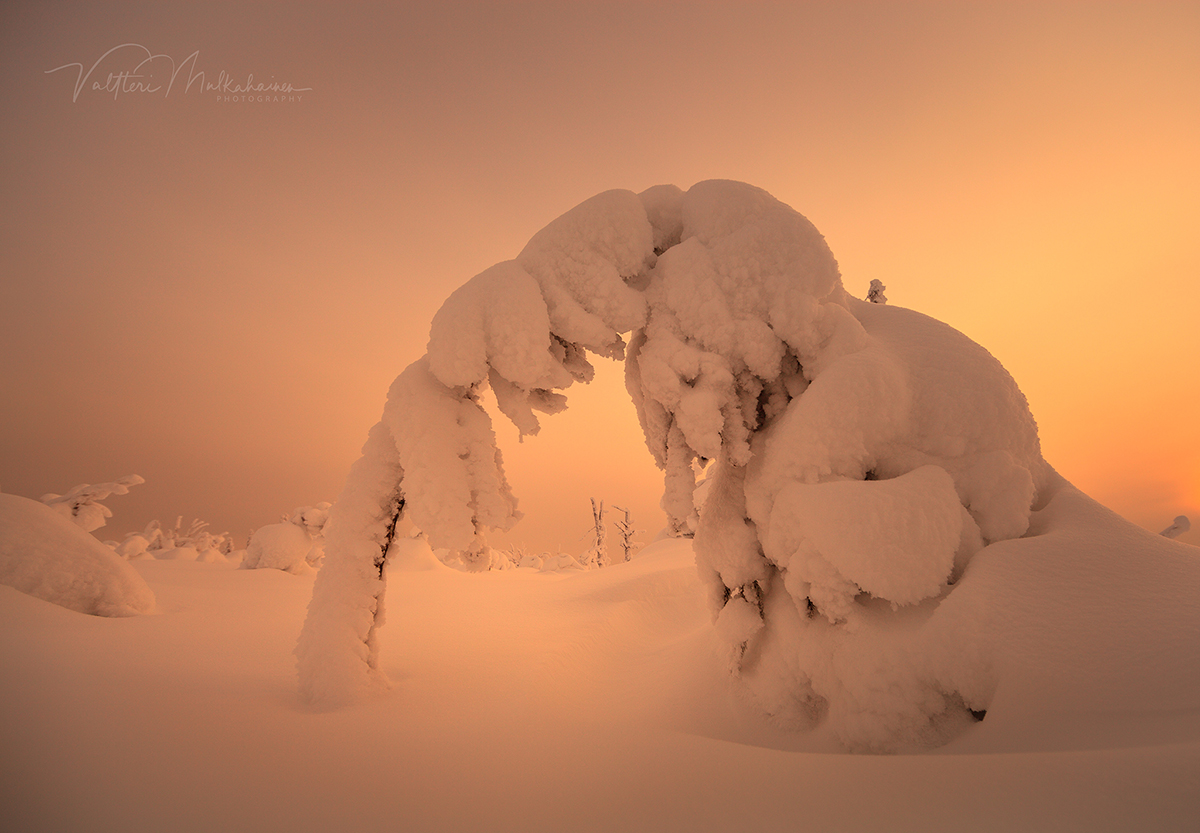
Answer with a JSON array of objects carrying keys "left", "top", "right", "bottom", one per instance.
[{"left": 297, "top": 181, "right": 1052, "bottom": 750}]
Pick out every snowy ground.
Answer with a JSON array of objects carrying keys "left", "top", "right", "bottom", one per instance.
[{"left": 3, "top": 515, "right": 1198, "bottom": 832}]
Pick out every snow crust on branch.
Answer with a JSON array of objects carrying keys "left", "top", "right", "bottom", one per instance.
[{"left": 516, "top": 188, "right": 652, "bottom": 355}]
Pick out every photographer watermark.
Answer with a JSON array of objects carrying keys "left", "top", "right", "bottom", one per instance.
[{"left": 46, "top": 43, "right": 312, "bottom": 103}]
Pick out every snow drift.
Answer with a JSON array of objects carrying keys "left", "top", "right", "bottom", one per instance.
[
  {"left": 0, "top": 493, "right": 155, "bottom": 617},
  {"left": 297, "top": 180, "right": 1195, "bottom": 752},
  {"left": 7, "top": 532, "right": 1200, "bottom": 831}
]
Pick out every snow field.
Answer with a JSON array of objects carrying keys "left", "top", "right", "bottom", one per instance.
[{"left": 3, "top": 533, "right": 1198, "bottom": 831}]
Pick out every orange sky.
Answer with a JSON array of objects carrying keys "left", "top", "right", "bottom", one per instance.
[{"left": 1, "top": 1, "right": 1196, "bottom": 549}]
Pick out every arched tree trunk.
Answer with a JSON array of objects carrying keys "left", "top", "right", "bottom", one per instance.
[{"left": 295, "top": 420, "right": 405, "bottom": 707}]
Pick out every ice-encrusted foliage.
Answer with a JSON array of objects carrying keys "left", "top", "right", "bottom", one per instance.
[{"left": 299, "top": 180, "right": 1053, "bottom": 752}]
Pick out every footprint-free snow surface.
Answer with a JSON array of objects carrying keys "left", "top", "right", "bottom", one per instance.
[{"left": 2, "top": 515, "right": 1199, "bottom": 832}]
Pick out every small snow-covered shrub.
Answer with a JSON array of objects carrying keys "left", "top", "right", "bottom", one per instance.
[
  {"left": 0, "top": 492, "right": 155, "bottom": 616},
  {"left": 611, "top": 505, "right": 640, "bottom": 561},
  {"left": 580, "top": 498, "right": 609, "bottom": 569},
  {"left": 866, "top": 278, "right": 888, "bottom": 304}
]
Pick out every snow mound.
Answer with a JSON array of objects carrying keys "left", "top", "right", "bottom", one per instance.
[
  {"left": 3, "top": 508, "right": 1199, "bottom": 830},
  {"left": 242, "top": 522, "right": 315, "bottom": 575},
  {"left": 154, "top": 545, "right": 199, "bottom": 561},
  {"left": 0, "top": 493, "right": 155, "bottom": 616},
  {"left": 114, "top": 534, "right": 151, "bottom": 560},
  {"left": 386, "top": 536, "right": 446, "bottom": 572}
]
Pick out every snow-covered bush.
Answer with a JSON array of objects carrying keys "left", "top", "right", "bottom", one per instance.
[
  {"left": 540, "top": 551, "right": 585, "bottom": 572},
  {"left": 242, "top": 523, "right": 313, "bottom": 574},
  {"left": 242, "top": 503, "right": 332, "bottom": 574},
  {"left": 288, "top": 503, "right": 332, "bottom": 539},
  {"left": 41, "top": 474, "right": 144, "bottom": 532},
  {"left": 297, "top": 181, "right": 1055, "bottom": 750},
  {"left": 0, "top": 492, "right": 155, "bottom": 616}
]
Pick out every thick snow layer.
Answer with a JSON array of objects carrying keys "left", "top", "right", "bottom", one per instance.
[
  {"left": 427, "top": 260, "right": 564, "bottom": 392},
  {"left": 763, "top": 465, "right": 964, "bottom": 618},
  {"left": 0, "top": 493, "right": 155, "bottom": 617},
  {"left": 3, "top": 508, "right": 1199, "bottom": 831},
  {"left": 516, "top": 188, "right": 652, "bottom": 355},
  {"left": 734, "top": 473, "right": 1200, "bottom": 753}
]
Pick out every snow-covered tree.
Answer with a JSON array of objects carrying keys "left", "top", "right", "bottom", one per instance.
[
  {"left": 581, "top": 498, "right": 609, "bottom": 569},
  {"left": 1161, "top": 516, "right": 1191, "bottom": 539},
  {"left": 41, "top": 474, "right": 144, "bottom": 533},
  {"left": 612, "top": 505, "right": 639, "bottom": 561},
  {"left": 297, "top": 189, "right": 651, "bottom": 705},
  {"left": 866, "top": 278, "right": 888, "bottom": 304},
  {"left": 297, "top": 181, "right": 1054, "bottom": 751}
]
